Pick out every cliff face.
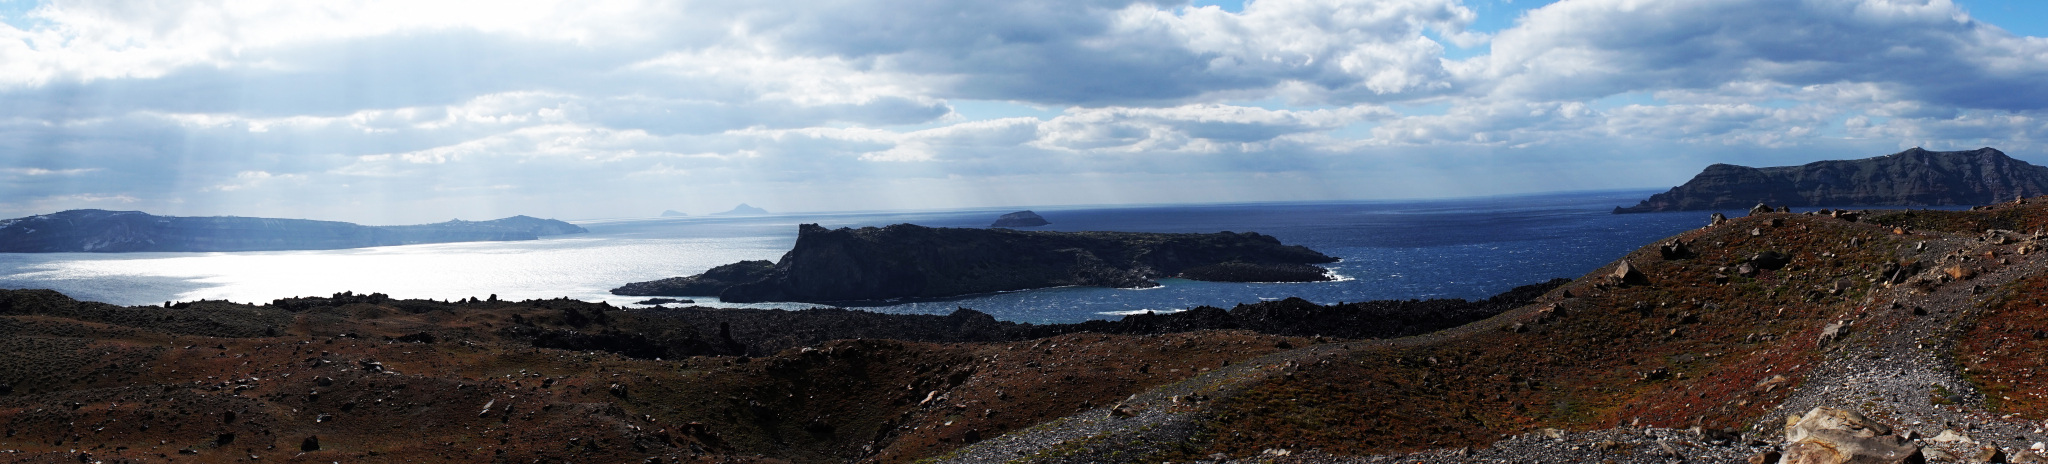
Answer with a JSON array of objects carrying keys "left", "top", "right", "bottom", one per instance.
[
  {"left": 0, "top": 210, "right": 588, "bottom": 253},
  {"left": 1614, "top": 147, "right": 2048, "bottom": 213},
  {"left": 616, "top": 223, "right": 1337, "bottom": 302}
]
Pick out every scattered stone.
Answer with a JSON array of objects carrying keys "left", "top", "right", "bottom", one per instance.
[
  {"left": 1751, "top": 203, "right": 1774, "bottom": 216},
  {"left": 1756, "top": 375, "right": 1792, "bottom": 393},
  {"left": 1750, "top": 251, "right": 1792, "bottom": 269},
  {"left": 1712, "top": 212, "right": 1731, "bottom": 226},
  {"left": 1750, "top": 450, "right": 1784, "bottom": 464},
  {"left": 301, "top": 435, "right": 320, "bottom": 452},
  {"left": 1660, "top": 240, "right": 1696, "bottom": 260},
  {"left": 1820, "top": 321, "right": 1848, "bottom": 344}
]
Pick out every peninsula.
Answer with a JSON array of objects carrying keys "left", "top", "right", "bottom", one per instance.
[
  {"left": 0, "top": 209, "right": 587, "bottom": 252},
  {"left": 611, "top": 223, "right": 1337, "bottom": 302},
  {"left": 1613, "top": 147, "right": 2048, "bottom": 213}
]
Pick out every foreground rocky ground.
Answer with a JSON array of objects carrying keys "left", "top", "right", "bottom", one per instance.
[{"left": 10, "top": 199, "right": 2048, "bottom": 462}]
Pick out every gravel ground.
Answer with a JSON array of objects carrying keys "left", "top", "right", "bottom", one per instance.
[{"left": 944, "top": 211, "right": 2048, "bottom": 464}]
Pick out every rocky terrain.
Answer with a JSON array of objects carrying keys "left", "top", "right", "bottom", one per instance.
[
  {"left": 0, "top": 210, "right": 587, "bottom": 253},
  {"left": 0, "top": 274, "right": 1553, "bottom": 463},
  {"left": 612, "top": 223, "right": 1340, "bottom": 302},
  {"left": 18, "top": 198, "right": 2048, "bottom": 462},
  {"left": 1614, "top": 147, "right": 2048, "bottom": 213},
  {"left": 990, "top": 211, "right": 1050, "bottom": 228}
]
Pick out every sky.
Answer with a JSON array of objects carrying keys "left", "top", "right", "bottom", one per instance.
[{"left": 2, "top": 0, "right": 2047, "bottom": 224}]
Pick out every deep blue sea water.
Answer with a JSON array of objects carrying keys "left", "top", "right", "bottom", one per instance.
[{"left": 0, "top": 190, "right": 1846, "bottom": 324}]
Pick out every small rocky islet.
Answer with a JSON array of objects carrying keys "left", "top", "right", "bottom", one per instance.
[
  {"left": 990, "top": 210, "right": 1050, "bottom": 228},
  {"left": 610, "top": 223, "right": 1340, "bottom": 302}
]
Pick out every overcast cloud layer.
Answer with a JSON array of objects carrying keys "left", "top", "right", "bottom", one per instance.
[{"left": 1, "top": 0, "right": 2045, "bottom": 223}]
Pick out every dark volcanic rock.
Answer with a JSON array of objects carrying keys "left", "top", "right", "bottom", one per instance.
[
  {"left": 1614, "top": 147, "right": 2048, "bottom": 213},
  {"left": 990, "top": 210, "right": 1051, "bottom": 228},
  {"left": 622, "top": 223, "right": 1338, "bottom": 303},
  {"left": 0, "top": 210, "right": 586, "bottom": 253},
  {"left": 632, "top": 278, "right": 1568, "bottom": 356},
  {"left": 610, "top": 261, "right": 776, "bottom": 297}
]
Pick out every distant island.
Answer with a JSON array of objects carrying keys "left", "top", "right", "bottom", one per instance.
[
  {"left": 990, "top": 210, "right": 1050, "bottom": 227},
  {"left": 660, "top": 210, "right": 688, "bottom": 217},
  {"left": 0, "top": 209, "right": 587, "bottom": 253},
  {"left": 612, "top": 223, "right": 1338, "bottom": 302},
  {"left": 711, "top": 204, "right": 768, "bottom": 216},
  {"left": 1614, "top": 147, "right": 2048, "bottom": 213}
]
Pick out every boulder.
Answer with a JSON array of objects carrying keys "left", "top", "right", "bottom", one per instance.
[
  {"left": 1752, "top": 202, "right": 1775, "bottom": 216},
  {"left": 1713, "top": 212, "right": 1731, "bottom": 226},
  {"left": 1779, "top": 407, "right": 1922, "bottom": 464},
  {"left": 1659, "top": 240, "right": 1696, "bottom": 260},
  {"left": 1613, "top": 260, "right": 1650, "bottom": 286},
  {"left": 1976, "top": 446, "right": 2007, "bottom": 463}
]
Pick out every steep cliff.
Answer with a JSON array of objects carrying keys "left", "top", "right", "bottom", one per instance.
[
  {"left": 1614, "top": 147, "right": 2048, "bottom": 213},
  {"left": 613, "top": 223, "right": 1338, "bottom": 302},
  {"left": 0, "top": 210, "right": 587, "bottom": 252}
]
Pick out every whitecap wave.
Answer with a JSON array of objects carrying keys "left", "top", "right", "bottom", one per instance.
[{"left": 1096, "top": 308, "right": 1185, "bottom": 316}]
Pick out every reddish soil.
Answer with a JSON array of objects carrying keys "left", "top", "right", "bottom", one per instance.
[
  {"left": 0, "top": 291, "right": 1309, "bottom": 463},
  {"left": 1188, "top": 212, "right": 1904, "bottom": 457},
  {"left": 1960, "top": 272, "right": 2048, "bottom": 415}
]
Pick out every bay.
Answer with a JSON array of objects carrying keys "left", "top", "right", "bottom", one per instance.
[{"left": 0, "top": 190, "right": 1863, "bottom": 324}]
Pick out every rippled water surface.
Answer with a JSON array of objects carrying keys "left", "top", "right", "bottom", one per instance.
[{"left": 0, "top": 190, "right": 1783, "bottom": 323}]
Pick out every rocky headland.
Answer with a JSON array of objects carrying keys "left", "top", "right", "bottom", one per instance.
[
  {"left": 1614, "top": 147, "right": 2048, "bottom": 213},
  {"left": 0, "top": 209, "right": 587, "bottom": 252},
  {"left": 660, "top": 210, "right": 688, "bottom": 217},
  {"left": 990, "top": 210, "right": 1050, "bottom": 227},
  {"left": 610, "top": 223, "right": 1339, "bottom": 302}
]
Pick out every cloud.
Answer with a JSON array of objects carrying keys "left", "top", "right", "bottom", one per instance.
[
  {"left": 1, "top": 0, "right": 2048, "bottom": 222},
  {"left": 1462, "top": 0, "right": 2048, "bottom": 111}
]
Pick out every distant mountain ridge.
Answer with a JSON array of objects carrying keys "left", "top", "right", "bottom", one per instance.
[
  {"left": 712, "top": 204, "right": 768, "bottom": 216},
  {"left": 1614, "top": 147, "right": 2048, "bottom": 213},
  {"left": 0, "top": 210, "right": 587, "bottom": 253}
]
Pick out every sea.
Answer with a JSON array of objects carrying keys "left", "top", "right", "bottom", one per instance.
[{"left": 0, "top": 190, "right": 1881, "bottom": 324}]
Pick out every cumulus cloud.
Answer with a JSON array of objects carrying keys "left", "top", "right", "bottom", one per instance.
[{"left": 1, "top": 0, "right": 2047, "bottom": 222}]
